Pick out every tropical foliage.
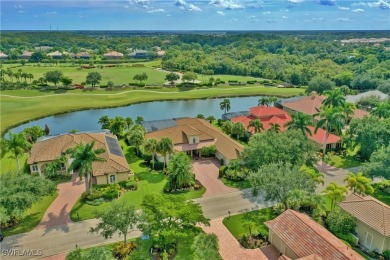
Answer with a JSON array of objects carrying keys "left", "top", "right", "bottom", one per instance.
[
  {"left": 1, "top": 132, "right": 32, "bottom": 171},
  {"left": 166, "top": 152, "right": 195, "bottom": 191}
]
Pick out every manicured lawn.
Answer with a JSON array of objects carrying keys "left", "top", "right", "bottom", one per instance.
[
  {"left": 3, "top": 192, "right": 58, "bottom": 236},
  {"left": 325, "top": 154, "right": 362, "bottom": 169},
  {"left": 0, "top": 151, "right": 29, "bottom": 174},
  {"left": 372, "top": 185, "right": 390, "bottom": 206},
  {"left": 221, "top": 178, "right": 251, "bottom": 190},
  {"left": 222, "top": 207, "right": 277, "bottom": 239},
  {"left": 0, "top": 86, "right": 303, "bottom": 133},
  {"left": 70, "top": 144, "right": 205, "bottom": 221}
]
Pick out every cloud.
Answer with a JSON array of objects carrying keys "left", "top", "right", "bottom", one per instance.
[
  {"left": 333, "top": 17, "right": 353, "bottom": 22},
  {"left": 245, "top": 1, "right": 264, "bottom": 9},
  {"left": 217, "top": 10, "right": 225, "bottom": 15},
  {"left": 209, "top": 0, "right": 243, "bottom": 10},
  {"left": 14, "top": 4, "right": 23, "bottom": 9},
  {"left": 319, "top": 0, "right": 336, "bottom": 6},
  {"left": 147, "top": 8, "right": 165, "bottom": 13},
  {"left": 46, "top": 11, "right": 57, "bottom": 14},
  {"left": 129, "top": 0, "right": 150, "bottom": 9},
  {"left": 352, "top": 8, "right": 364, "bottom": 12},
  {"left": 368, "top": 0, "right": 390, "bottom": 9},
  {"left": 288, "top": 0, "right": 305, "bottom": 3},
  {"left": 338, "top": 6, "right": 350, "bottom": 10},
  {"left": 304, "top": 17, "right": 325, "bottom": 22},
  {"left": 282, "top": 15, "right": 288, "bottom": 19},
  {"left": 175, "top": 0, "right": 202, "bottom": 12},
  {"left": 262, "top": 11, "right": 271, "bottom": 14}
]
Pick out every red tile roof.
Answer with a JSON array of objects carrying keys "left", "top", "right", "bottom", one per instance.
[
  {"left": 353, "top": 109, "right": 370, "bottom": 119},
  {"left": 265, "top": 210, "right": 363, "bottom": 260},
  {"left": 250, "top": 106, "right": 290, "bottom": 118},
  {"left": 306, "top": 126, "right": 341, "bottom": 145}
]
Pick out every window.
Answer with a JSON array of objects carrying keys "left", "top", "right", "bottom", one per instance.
[
  {"left": 109, "top": 175, "right": 116, "bottom": 183},
  {"left": 193, "top": 138, "right": 196, "bottom": 144},
  {"left": 31, "top": 164, "right": 38, "bottom": 172},
  {"left": 60, "top": 162, "right": 66, "bottom": 171},
  {"left": 365, "top": 232, "right": 373, "bottom": 249}
]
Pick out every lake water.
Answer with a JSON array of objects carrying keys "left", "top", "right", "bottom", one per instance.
[{"left": 8, "top": 96, "right": 278, "bottom": 135}]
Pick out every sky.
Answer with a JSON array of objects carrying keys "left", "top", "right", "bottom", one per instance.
[{"left": 1, "top": 0, "right": 390, "bottom": 30}]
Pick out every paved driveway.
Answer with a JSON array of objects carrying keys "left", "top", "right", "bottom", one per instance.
[
  {"left": 36, "top": 174, "right": 85, "bottom": 230},
  {"left": 201, "top": 218, "right": 280, "bottom": 260},
  {"left": 192, "top": 158, "right": 237, "bottom": 197}
]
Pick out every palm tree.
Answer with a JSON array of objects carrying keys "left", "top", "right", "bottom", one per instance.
[
  {"left": 166, "top": 152, "right": 195, "bottom": 190},
  {"left": 206, "top": 116, "right": 216, "bottom": 123},
  {"left": 371, "top": 101, "right": 390, "bottom": 119},
  {"left": 66, "top": 141, "right": 105, "bottom": 192},
  {"left": 344, "top": 172, "right": 374, "bottom": 195},
  {"left": 258, "top": 97, "right": 270, "bottom": 106},
  {"left": 144, "top": 138, "right": 159, "bottom": 170},
  {"left": 110, "top": 116, "right": 126, "bottom": 137},
  {"left": 27, "top": 73, "right": 34, "bottom": 84},
  {"left": 343, "top": 102, "right": 356, "bottom": 122},
  {"left": 232, "top": 122, "right": 245, "bottom": 140},
  {"left": 219, "top": 99, "right": 231, "bottom": 114},
  {"left": 248, "top": 119, "right": 264, "bottom": 133},
  {"left": 285, "top": 112, "right": 312, "bottom": 137},
  {"left": 221, "top": 121, "right": 234, "bottom": 135},
  {"left": 43, "top": 155, "right": 67, "bottom": 177},
  {"left": 125, "top": 117, "right": 133, "bottom": 130},
  {"left": 135, "top": 116, "right": 144, "bottom": 125},
  {"left": 323, "top": 89, "right": 346, "bottom": 108},
  {"left": 126, "top": 125, "right": 145, "bottom": 156},
  {"left": 268, "top": 123, "right": 281, "bottom": 133},
  {"left": 2, "top": 132, "right": 32, "bottom": 171},
  {"left": 157, "top": 137, "right": 174, "bottom": 169},
  {"left": 315, "top": 106, "right": 346, "bottom": 159},
  {"left": 269, "top": 96, "right": 278, "bottom": 106},
  {"left": 322, "top": 182, "right": 347, "bottom": 211},
  {"left": 6, "top": 68, "right": 14, "bottom": 83},
  {"left": 98, "top": 115, "right": 111, "bottom": 130}
]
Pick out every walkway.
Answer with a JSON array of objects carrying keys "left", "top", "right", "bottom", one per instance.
[
  {"left": 201, "top": 218, "right": 280, "bottom": 260},
  {"left": 193, "top": 158, "right": 237, "bottom": 197},
  {"left": 36, "top": 174, "right": 85, "bottom": 230}
]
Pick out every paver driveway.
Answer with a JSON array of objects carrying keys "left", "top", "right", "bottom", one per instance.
[
  {"left": 201, "top": 218, "right": 280, "bottom": 260},
  {"left": 192, "top": 158, "right": 237, "bottom": 197},
  {"left": 36, "top": 173, "right": 85, "bottom": 229}
]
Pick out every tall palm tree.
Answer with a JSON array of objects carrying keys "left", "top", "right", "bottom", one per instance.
[
  {"left": 135, "top": 116, "right": 144, "bottom": 125},
  {"left": 67, "top": 141, "right": 105, "bottom": 192},
  {"left": 2, "top": 132, "right": 32, "bottom": 171},
  {"left": 248, "top": 119, "right": 264, "bottom": 134},
  {"left": 343, "top": 102, "right": 356, "bottom": 122},
  {"left": 269, "top": 96, "right": 278, "bottom": 106},
  {"left": 125, "top": 117, "right": 133, "bottom": 130},
  {"left": 268, "top": 123, "right": 281, "bottom": 133},
  {"left": 221, "top": 121, "right": 234, "bottom": 135},
  {"left": 110, "top": 116, "right": 126, "bottom": 137},
  {"left": 371, "top": 101, "right": 390, "bottom": 119},
  {"left": 98, "top": 115, "right": 111, "bottom": 130},
  {"left": 344, "top": 172, "right": 374, "bottom": 195},
  {"left": 6, "top": 68, "right": 14, "bottom": 83},
  {"left": 27, "top": 73, "right": 34, "bottom": 84},
  {"left": 232, "top": 122, "right": 245, "bottom": 140},
  {"left": 127, "top": 126, "right": 145, "bottom": 156},
  {"left": 157, "top": 137, "right": 174, "bottom": 169},
  {"left": 315, "top": 106, "right": 346, "bottom": 159},
  {"left": 144, "top": 138, "right": 159, "bottom": 170},
  {"left": 219, "top": 99, "right": 231, "bottom": 114},
  {"left": 167, "top": 152, "right": 195, "bottom": 190},
  {"left": 206, "top": 116, "right": 216, "bottom": 123},
  {"left": 258, "top": 97, "right": 270, "bottom": 106},
  {"left": 323, "top": 88, "right": 346, "bottom": 108},
  {"left": 322, "top": 182, "right": 347, "bottom": 211},
  {"left": 285, "top": 112, "right": 312, "bottom": 137}
]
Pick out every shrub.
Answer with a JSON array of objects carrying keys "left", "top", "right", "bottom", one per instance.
[
  {"left": 124, "top": 181, "right": 138, "bottom": 190},
  {"left": 383, "top": 250, "right": 390, "bottom": 260},
  {"left": 247, "top": 80, "right": 257, "bottom": 84},
  {"left": 85, "top": 198, "right": 105, "bottom": 206},
  {"left": 336, "top": 233, "right": 356, "bottom": 246},
  {"left": 224, "top": 169, "right": 247, "bottom": 181},
  {"left": 154, "top": 161, "right": 165, "bottom": 170},
  {"left": 200, "top": 145, "right": 217, "bottom": 157},
  {"left": 326, "top": 210, "right": 356, "bottom": 235},
  {"left": 102, "top": 189, "right": 119, "bottom": 200},
  {"left": 80, "top": 190, "right": 104, "bottom": 202},
  {"left": 113, "top": 241, "right": 137, "bottom": 259},
  {"left": 219, "top": 165, "right": 227, "bottom": 178},
  {"left": 141, "top": 153, "right": 152, "bottom": 162}
]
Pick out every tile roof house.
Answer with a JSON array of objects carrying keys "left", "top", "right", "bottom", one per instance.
[
  {"left": 346, "top": 90, "right": 389, "bottom": 104},
  {"left": 339, "top": 194, "right": 390, "bottom": 253},
  {"left": 76, "top": 52, "right": 91, "bottom": 59},
  {"left": 0, "top": 52, "right": 8, "bottom": 59},
  {"left": 28, "top": 133, "right": 132, "bottom": 185},
  {"left": 47, "top": 51, "right": 63, "bottom": 59},
  {"left": 20, "top": 51, "right": 34, "bottom": 59},
  {"left": 128, "top": 50, "right": 148, "bottom": 58},
  {"left": 145, "top": 117, "right": 244, "bottom": 165},
  {"left": 265, "top": 209, "right": 363, "bottom": 260},
  {"left": 104, "top": 51, "right": 124, "bottom": 59}
]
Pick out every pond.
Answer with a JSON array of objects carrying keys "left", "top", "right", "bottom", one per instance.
[{"left": 8, "top": 96, "right": 282, "bottom": 135}]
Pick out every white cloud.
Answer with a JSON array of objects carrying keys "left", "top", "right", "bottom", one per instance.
[
  {"left": 147, "top": 8, "right": 165, "bottom": 13},
  {"left": 14, "top": 4, "right": 23, "bottom": 9},
  {"left": 282, "top": 15, "right": 288, "bottom": 19},
  {"left": 175, "top": 0, "right": 202, "bottom": 12},
  {"left": 18, "top": 10, "right": 25, "bottom": 13},
  {"left": 129, "top": 0, "right": 150, "bottom": 9},
  {"left": 368, "top": 0, "right": 390, "bottom": 9},
  {"left": 333, "top": 17, "right": 353, "bottom": 22},
  {"left": 124, "top": 5, "right": 129, "bottom": 8},
  {"left": 338, "top": 6, "right": 350, "bottom": 10},
  {"left": 209, "top": 0, "right": 243, "bottom": 10},
  {"left": 351, "top": 2, "right": 366, "bottom": 7},
  {"left": 288, "top": 0, "right": 305, "bottom": 3},
  {"left": 352, "top": 8, "right": 364, "bottom": 12},
  {"left": 262, "top": 11, "right": 271, "bottom": 14},
  {"left": 304, "top": 17, "right": 325, "bottom": 22},
  {"left": 247, "top": 15, "right": 256, "bottom": 19},
  {"left": 217, "top": 10, "right": 225, "bottom": 15},
  {"left": 46, "top": 11, "right": 57, "bottom": 14}
]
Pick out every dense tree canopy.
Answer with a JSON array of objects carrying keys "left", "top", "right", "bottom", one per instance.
[{"left": 363, "top": 146, "right": 390, "bottom": 180}]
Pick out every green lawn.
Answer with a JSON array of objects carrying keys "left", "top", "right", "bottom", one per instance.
[
  {"left": 221, "top": 178, "right": 251, "bottom": 190},
  {"left": 325, "top": 154, "right": 362, "bottom": 169},
  {"left": 0, "top": 151, "right": 29, "bottom": 174},
  {"left": 0, "top": 86, "right": 303, "bottom": 134},
  {"left": 70, "top": 144, "right": 205, "bottom": 221},
  {"left": 3, "top": 192, "right": 58, "bottom": 236},
  {"left": 222, "top": 207, "right": 277, "bottom": 239},
  {"left": 372, "top": 186, "right": 390, "bottom": 206}
]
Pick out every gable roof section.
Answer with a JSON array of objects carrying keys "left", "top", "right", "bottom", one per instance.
[
  {"left": 250, "top": 106, "right": 290, "bottom": 118},
  {"left": 283, "top": 95, "right": 326, "bottom": 115},
  {"left": 265, "top": 210, "right": 363, "bottom": 260},
  {"left": 28, "top": 133, "right": 130, "bottom": 177},
  {"left": 306, "top": 126, "right": 341, "bottom": 145},
  {"left": 339, "top": 193, "right": 390, "bottom": 236}
]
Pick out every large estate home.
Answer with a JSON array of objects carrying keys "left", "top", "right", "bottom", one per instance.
[
  {"left": 20, "top": 51, "right": 34, "bottom": 59},
  {"left": 231, "top": 106, "right": 342, "bottom": 150},
  {"left": 144, "top": 117, "right": 244, "bottom": 165},
  {"left": 265, "top": 209, "right": 363, "bottom": 260},
  {"left": 27, "top": 132, "right": 132, "bottom": 185},
  {"left": 0, "top": 52, "right": 8, "bottom": 59},
  {"left": 339, "top": 194, "right": 390, "bottom": 254},
  {"left": 104, "top": 51, "right": 124, "bottom": 59}
]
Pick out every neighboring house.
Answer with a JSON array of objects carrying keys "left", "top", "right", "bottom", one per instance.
[
  {"left": 306, "top": 126, "right": 341, "bottom": 150},
  {"left": 47, "top": 51, "right": 63, "bottom": 59},
  {"left": 76, "top": 51, "right": 91, "bottom": 59},
  {"left": 156, "top": 50, "right": 165, "bottom": 57},
  {"left": 281, "top": 94, "right": 369, "bottom": 121},
  {"left": 128, "top": 50, "right": 149, "bottom": 58},
  {"left": 35, "top": 46, "right": 52, "bottom": 51},
  {"left": 265, "top": 209, "right": 363, "bottom": 260},
  {"left": 0, "top": 52, "right": 8, "bottom": 59},
  {"left": 20, "top": 51, "right": 34, "bottom": 59},
  {"left": 104, "top": 51, "right": 124, "bottom": 59},
  {"left": 231, "top": 106, "right": 292, "bottom": 133},
  {"left": 144, "top": 117, "right": 244, "bottom": 165},
  {"left": 27, "top": 132, "right": 132, "bottom": 185},
  {"left": 339, "top": 194, "right": 390, "bottom": 254},
  {"left": 346, "top": 90, "right": 389, "bottom": 104}
]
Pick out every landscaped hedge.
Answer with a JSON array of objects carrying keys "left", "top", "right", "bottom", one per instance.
[
  {"left": 219, "top": 165, "right": 227, "bottom": 178},
  {"left": 200, "top": 145, "right": 217, "bottom": 157}
]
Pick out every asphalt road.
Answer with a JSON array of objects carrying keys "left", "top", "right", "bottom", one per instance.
[{"left": 1, "top": 189, "right": 269, "bottom": 260}]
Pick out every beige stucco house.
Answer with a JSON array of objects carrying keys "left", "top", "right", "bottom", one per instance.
[
  {"left": 27, "top": 132, "right": 132, "bottom": 185},
  {"left": 339, "top": 194, "right": 390, "bottom": 254},
  {"left": 144, "top": 118, "right": 244, "bottom": 166},
  {"left": 265, "top": 209, "right": 363, "bottom": 260}
]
